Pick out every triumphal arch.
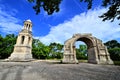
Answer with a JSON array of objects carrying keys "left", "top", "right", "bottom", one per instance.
[{"left": 62, "top": 33, "right": 113, "bottom": 64}]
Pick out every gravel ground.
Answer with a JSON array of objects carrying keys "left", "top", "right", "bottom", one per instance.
[{"left": 0, "top": 60, "right": 120, "bottom": 80}]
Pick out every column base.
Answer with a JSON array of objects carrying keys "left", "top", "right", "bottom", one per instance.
[
  {"left": 62, "top": 53, "right": 78, "bottom": 64},
  {"left": 7, "top": 52, "right": 33, "bottom": 62}
]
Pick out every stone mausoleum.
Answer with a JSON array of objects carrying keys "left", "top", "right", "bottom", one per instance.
[
  {"left": 8, "top": 19, "right": 33, "bottom": 61},
  {"left": 62, "top": 33, "right": 113, "bottom": 64}
]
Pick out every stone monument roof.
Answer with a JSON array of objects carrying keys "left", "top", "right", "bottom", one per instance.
[{"left": 26, "top": 19, "right": 32, "bottom": 22}]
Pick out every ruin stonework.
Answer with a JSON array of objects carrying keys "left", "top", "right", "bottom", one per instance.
[
  {"left": 8, "top": 19, "right": 33, "bottom": 61},
  {"left": 62, "top": 33, "right": 113, "bottom": 64}
]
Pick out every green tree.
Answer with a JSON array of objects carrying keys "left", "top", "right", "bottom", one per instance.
[
  {"left": 28, "top": 0, "right": 120, "bottom": 24},
  {"left": 32, "top": 39, "right": 50, "bottom": 59},
  {"left": 0, "top": 34, "right": 17, "bottom": 59},
  {"left": 32, "top": 39, "right": 63, "bottom": 59},
  {"left": 109, "top": 48, "right": 120, "bottom": 61},
  {"left": 28, "top": 0, "right": 61, "bottom": 15},
  {"left": 104, "top": 40, "right": 120, "bottom": 61},
  {"left": 49, "top": 42, "right": 63, "bottom": 59},
  {"left": 76, "top": 45, "right": 87, "bottom": 60},
  {"left": 104, "top": 40, "right": 120, "bottom": 49},
  {"left": 0, "top": 35, "right": 3, "bottom": 58},
  {"left": 80, "top": 0, "right": 120, "bottom": 24}
]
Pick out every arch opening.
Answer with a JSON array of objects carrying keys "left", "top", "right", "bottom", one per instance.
[
  {"left": 76, "top": 37, "right": 94, "bottom": 49},
  {"left": 74, "top": 37, "right": 95, "bottom": 63},
  {"left": 75, "top": 41, "right": 88, "bottom": 62}
]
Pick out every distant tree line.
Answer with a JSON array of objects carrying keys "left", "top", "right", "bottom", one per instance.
[
  {"left": 0, "top": 34, "right": 88, "bottom": 60},
  {"left": 32, "top": 39, "right": 63, "bottom": 59},
  {"left": 76, "top": 45, "right": 87, "bottom": 60},
  {"left": 104, "top": 40, "right": 120, "bottom": 61},
  {"left": 0, "top": 34, "right": 120, "bottom": 61},
  {"left": 0, "top": 34, "right": 64, "bottom": 59},
  {"left": 0, "top": 34, "right": 17, "bottom": 59}
]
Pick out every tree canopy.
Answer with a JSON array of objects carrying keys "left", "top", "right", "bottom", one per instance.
[
  {"left": 28, "top": 0, "right": 61, "bottom": 15},
  {"left": 76, "top": 45, "right": 87, "bottom": 60},
  {"left": 28, "top": 0, "right": 120, "bottom": 24},
  {"left": 80, "top": 0, "right": 120, "bottom": 23},
  {"left": 104, "top": 40, "right": 120, "bottom": 49},
  {"left": 0, "top": 34, "right": 120, "bottom": 61},
  {"left": 0, "top": 34, "right": 17, "bottom": 59},
  {"left": 0, "top": 34, "right": 64, "bottom": 59},
  {"left": 32, "top": 39, "right": 63, "bottom": 59},
  {"left": 104, "top": 40, "right": 120, "bottom": 61}
]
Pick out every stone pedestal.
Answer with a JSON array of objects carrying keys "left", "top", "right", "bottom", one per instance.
[
  {"left": 8, "top": 45, "right": 32, "bottom": 61},
  {"left": 62, "top": 54, "right": 78, "bottom": 64}
]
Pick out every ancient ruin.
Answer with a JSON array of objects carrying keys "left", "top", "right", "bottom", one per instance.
[
  {"left": 62, "top": 33, "right": 113, "bottom": 64},
  {"left": 8, "top": 19, "right": 33, "bottom": 61}
]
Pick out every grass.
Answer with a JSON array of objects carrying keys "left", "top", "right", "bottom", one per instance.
[
  {"left": 78, "top": 60, "right": 88, "bottom": 63},
  {"left": 113, "top": 61, "right": 120, "bottom": 66}
]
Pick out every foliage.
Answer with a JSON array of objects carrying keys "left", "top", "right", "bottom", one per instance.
[
  {"left": 49, "top": 42, "right": 63, "bottom": 59},
  {"left": 76, "top": 45, "right": 87, "bottom": 60},
  {"left": 28, "top": 0, "right": 62, "bottom": 15},
  {"left": 1, "top": 34, "right": 120, "bottom": 62},
  {"left": 32, "top": 39, "right": 63, "bottom": 59},
  {"left": 104, "top": 40, "right": 120, "bottom": 49},
  {"left": 28, "top": 0, "right": 120, "bottom": 24},
  {"left": 104, "top": 40, "right": 120, "bottom": 61},
  {"left": 0, "top": 34, "right": 17, "bottom": 59},
  {"left": 108, "top": 48, "right": 120, "bottom": 61},
  {"left": 99, "top": 0, "right": 120, "bottom": 24},
  {"left": 80, "top": 0, "right": 92, "bottom": 9},
  {"left": 80, "top": 0, "right": 120, "bottom": 24},
  {"left": 32, "top": 39, "right": 50, "bottom": 59},
  {"left": 113, "top": 61, "right": 120, "bottom": 66},
  {"left": 0, "top": 34, "right": 64, "bottom": 59}
]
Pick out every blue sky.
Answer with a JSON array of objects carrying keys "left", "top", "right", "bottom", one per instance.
[{"left": 0, "top": 0, "right": 120, "bottom": 45}]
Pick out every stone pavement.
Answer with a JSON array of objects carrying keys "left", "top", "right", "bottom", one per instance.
[{"left": 0, "top": 60, "right": 120, "bottom": 80}]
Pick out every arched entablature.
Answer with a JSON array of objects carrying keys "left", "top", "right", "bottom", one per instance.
[
  {"left": 62, "top": 33, "right": 113, "bottom": 64},
  {"left": 72, "top": 36, "right": 96, "bottom": 49}
]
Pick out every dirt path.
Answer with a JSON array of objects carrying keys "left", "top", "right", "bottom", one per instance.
[{"left": 0, "top": 60, "right": 120, "bottom": 80}]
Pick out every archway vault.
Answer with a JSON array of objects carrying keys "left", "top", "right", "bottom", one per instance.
[{"left": 62, "top": 33, "right": 113, "bottom": 64}]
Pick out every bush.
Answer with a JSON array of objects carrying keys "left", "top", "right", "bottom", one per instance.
[{"left": 108, "top": 48, "right": 120, "bottom": 61}]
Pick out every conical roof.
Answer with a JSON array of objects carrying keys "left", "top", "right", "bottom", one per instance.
[{"left": 26, "top": 19, "right": 32, "bottom": 22}]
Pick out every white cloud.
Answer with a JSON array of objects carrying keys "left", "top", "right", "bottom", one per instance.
[
  {"left": 38, "top": 8, "right": 120, "bottom": 45},
  {"left": 0, "top": 7, "right": 22, "bottom": 34}
]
